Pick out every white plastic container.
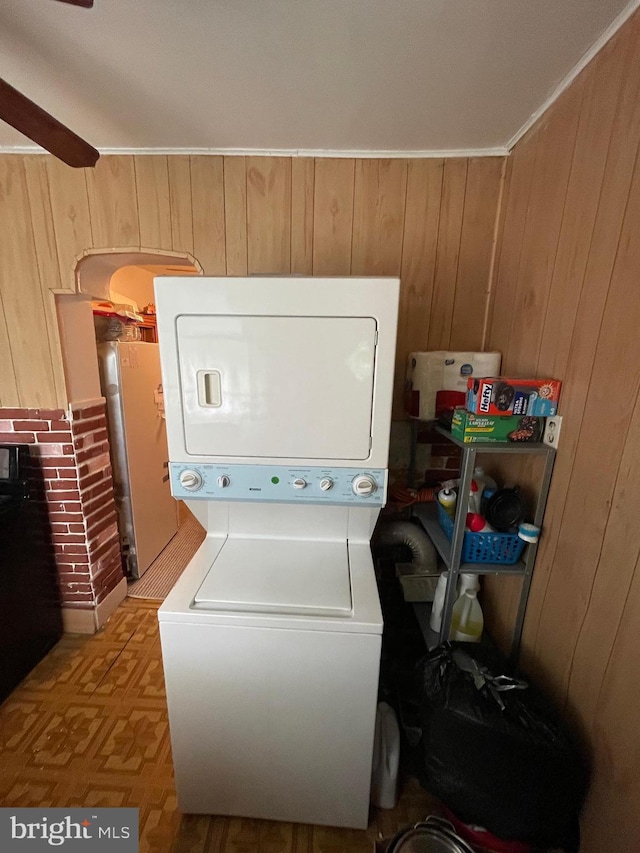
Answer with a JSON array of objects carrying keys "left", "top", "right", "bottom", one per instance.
[
  {"left": 467, "top": 480, "right": 481, "bottom": 514},
  {"left": 474, "top": 466, "right": 497, "bottom": 491},
  {"left": 406, "top": 351, "right": 502, "bottom": 420},
  {"left": 473, "top": 466, "right": 497, "bottom": 513},
  {"left": 450, "top": 589, "right": 484, "bottom": 642},
  {"left": 458, "top": 573, "right": 480, "bottom": 595},
  {"left": 370, "top": 702, "right": 400, "bottom": 809}
]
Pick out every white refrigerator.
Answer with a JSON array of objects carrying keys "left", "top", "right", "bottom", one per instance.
[{"left": 98, "top": 341, "right": 178, "bottom": 578}]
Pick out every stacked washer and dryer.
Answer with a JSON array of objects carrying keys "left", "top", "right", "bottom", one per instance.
[{"left": 155, "top": 275, "right": 399, "bottom": 829}]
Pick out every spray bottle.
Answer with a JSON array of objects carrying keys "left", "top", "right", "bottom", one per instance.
[{"left": 467, "top": 479, "right": 481, "bottom": 514}]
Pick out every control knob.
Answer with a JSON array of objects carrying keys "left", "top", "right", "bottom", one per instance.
[
  {"left": 292, "top": 478, "right": 307, "bottom": 490},
  {"left": 217, "top": 475, "right": 231, "bottom": 488},
  {"left": 319, "top": 477, "right": 334, "bottom": 491},
  {"left": 352, "top": 474, "right": 378, "bottom": 497},
  {"left": 179, "top": 469, "right": 203, "bottom": 491}
]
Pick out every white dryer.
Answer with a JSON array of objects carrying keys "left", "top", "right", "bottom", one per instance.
[{"left": 155, "top": 276, "right": 399, "bottom": 829}]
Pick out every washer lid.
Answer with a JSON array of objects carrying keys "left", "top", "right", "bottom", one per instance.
[{"left": 193, "top": 537, "right": 353, "bottom": 617}]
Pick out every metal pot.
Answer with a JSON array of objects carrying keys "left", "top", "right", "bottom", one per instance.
[{"left": 384, "top": 816, "right": 477, "bottom": 853}]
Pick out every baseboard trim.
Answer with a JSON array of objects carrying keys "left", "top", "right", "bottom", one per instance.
[
  {"left": 95, "top": 577, "right": 128, "bottom": 631},
  {"left": 61, "top": 577, "right": 128, "bottom": 635},
  {"left": 61, "top": 607, "right": 97, "bottom": 635}
]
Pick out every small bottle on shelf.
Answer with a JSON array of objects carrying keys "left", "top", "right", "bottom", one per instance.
[
  {"left": 465, "top": 512, "right": 494, "bottom": 533},
  {"left": 437, "top": 487, "right": 457, "bottom": 519}
]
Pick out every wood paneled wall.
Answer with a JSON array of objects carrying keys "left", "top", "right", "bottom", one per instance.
[
  {"left": 0, "top": 154, "right": 504, "bottom": 411},
  {"left": 486, "top": 11, "right": 640, "bottom": 851}
]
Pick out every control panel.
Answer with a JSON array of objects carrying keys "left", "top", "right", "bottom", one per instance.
[{"left": 169, "top": 463, "right": 387, "bottom": 506}]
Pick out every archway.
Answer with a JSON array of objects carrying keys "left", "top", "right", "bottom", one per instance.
[
  {"left": 57, "top": 249, "right": 201, "bottom": 407},
  {"left": 53, "top": 250, "right": 202, "bottom": 628}
]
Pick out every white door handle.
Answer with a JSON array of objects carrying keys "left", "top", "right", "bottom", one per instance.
[{"left": 197, "top": 370, "right": 222, "bottom": 407}]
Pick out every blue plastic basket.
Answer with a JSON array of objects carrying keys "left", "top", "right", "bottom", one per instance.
[{"left": 436, "top": 503, "right": 526, "bottom": 565}]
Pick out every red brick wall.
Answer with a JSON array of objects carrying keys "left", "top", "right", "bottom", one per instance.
[
  {"left": 416, "top": 423, "right": 461, "bottom": 485},
  {"left": 0, "top": 401, "right": 124, "bottom": 612}
]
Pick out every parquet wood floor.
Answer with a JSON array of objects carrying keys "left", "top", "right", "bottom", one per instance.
[{"left": 0, "top": 598, "right": 439, "bottom": 852}]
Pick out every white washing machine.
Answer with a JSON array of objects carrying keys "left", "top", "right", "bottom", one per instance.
[{"left": 155, "top": 276, "right": 399, "bottom": 829}]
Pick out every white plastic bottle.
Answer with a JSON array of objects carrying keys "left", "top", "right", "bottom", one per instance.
[
  {"left": 458, "top": 573, "right": 480, "bottom": 596},
  {"left": 474, "top": 466, "right": 497, "bottom": 491},
  {"left": 450, "top": 588, "right": 484, "bottom": 642},
  {"left": 474, "top": 466, "right": 497, "bottom": 513},
  {"left": 429, "top": 571, "right": 449, "bottom": 632},
  {"left": 467, "top": 479, "right": 482, "bottom": 514}
]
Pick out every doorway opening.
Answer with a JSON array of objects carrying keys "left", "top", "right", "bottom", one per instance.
[{"left": 55, "top": 250, "right": 203, "bottom": 593}]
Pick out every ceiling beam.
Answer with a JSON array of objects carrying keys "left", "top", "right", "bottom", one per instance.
[
  {"left": 0, "top": 79, "right": 99, "bottom": 168},
  {"left": 56, "top": 1, "right": 94, "bottom": 8}
]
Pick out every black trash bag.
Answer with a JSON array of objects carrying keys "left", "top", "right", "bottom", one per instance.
[{"left": 415, "top": 643, "right": 588, "bottom": 852}]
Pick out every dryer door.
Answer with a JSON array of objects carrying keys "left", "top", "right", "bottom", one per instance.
[{"left": 176, "top": 315, "right": 377, "bottom": 460}]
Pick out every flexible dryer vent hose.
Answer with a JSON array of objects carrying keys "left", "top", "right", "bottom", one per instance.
[{"left": 375, "top": 521, "right": 437, "bottom": 575}]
